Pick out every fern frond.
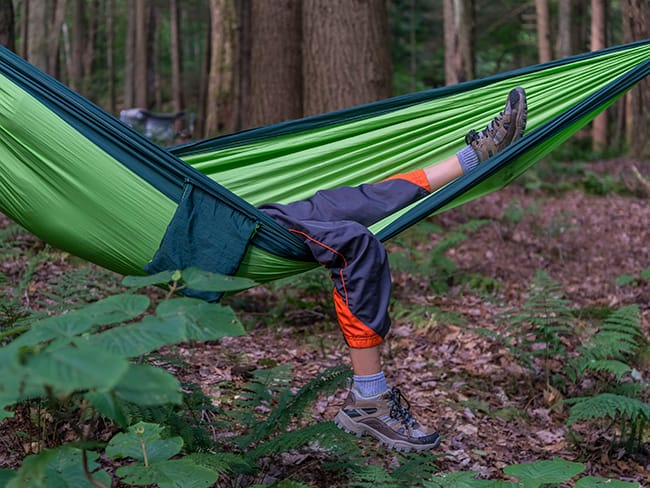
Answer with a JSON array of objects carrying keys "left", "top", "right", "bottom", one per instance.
[
  {"left": 247, "top": 420, "right": 358, "bottom": 462},
  {"left": 187, "top": 451, "right": 254, "bottom": 477},
  {"left": 237, "top": 365, "right": 351, "bottom": 448},
  {"left": 565, "top": 393, "right": 650, "bottom": 426},
  {"left": 577, "top": 359, "right": 631, "bottom": 379}
]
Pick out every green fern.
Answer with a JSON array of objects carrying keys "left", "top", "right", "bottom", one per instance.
[
  {"left": 235, "top": 365, "right": 351, "bottom": 449},
  {"left": 497, "top": 270, "right": 574, "bottom": 378},
  {"left": 565, "top": 393, "right": 650, "bottom": 426}
]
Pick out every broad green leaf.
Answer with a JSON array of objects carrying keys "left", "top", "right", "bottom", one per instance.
[
  {"left": 4, "top": 447, "right": 107, "bottom": 488},
  {"left": 26, "top": 345, "right": 128, "bottom": 393},
  {"left": 39, "top": 448, "right": 110, "bottom": 488},
  {"left": 614, "top": 274, "right": 636, "bottom": 286},
  {"left": 106, "top": 421, "right": 183, "bottom": 463},
  {"left": 156, "top": 298, "right": 245, "bottom": 341},
  {"left": 116, "top": 458, "right": 218, "bottom": 488},
  {"left": 503, "top": 459, "right": 584, "bottom": 487},
  {"left": 113, "top": 364, "right": 182, "bottom": 406},
  {"left": 0, "top": 469, "right": 16, "bottom": 485},
  {"left": 81, "top": 315, "right": 186, "bottom": 357},
  {"left": 12, "top": 294, "right": 150, "bottom": 347},
  {"left": 122, "top": 270, "right": 176, "bottom": 287},
  {"left": 85, "top": 390, "right": 130, "bottom": 427},
  {"left": 6, "top": 448, "right": 56, "bottom": 488},
  {"left": 640, "top": 267, "right": 650, "bottom": 281},
  {"left": 574, "top": 477, "right": 640, "bottom": 487},
  {"left": 181, "top": 267, "right": 256, "bottom": 292}
]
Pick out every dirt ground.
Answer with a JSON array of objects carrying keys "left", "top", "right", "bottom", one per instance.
[{"left": 1, "top": 158, "right": 649, "bottom": 484}]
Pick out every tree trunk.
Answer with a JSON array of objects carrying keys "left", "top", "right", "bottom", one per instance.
[
  {"left": 556, "top": 0, "right": 572, "bottom": 58},
  {"left": 170, "top": 0, "right": 184, "bottom": 114},
  {"left": 124, "top": 0, "right": 136, "bottom": 108},
  {"left": 0, "top": 0, "right": 15, "bottom": 52},
  {"left": 47, "top": 0, "right": 66, "bottom": 77},
  {"left": 590, "top": 0, "right": 607, "bottom": 151},
  {"left": 20, "top": 0, "right": 28, "bottom": 58},
  {"left": 248, "top": 0, "right": 302, "bottom": 127},
  {"left": 27, "top": 0, "right": 47, "bottom": 71},
  {"left": 133, "top": 0, "right": 151, "bottom": 108},
  {"left": 106, "top": 0, "right": 116, "bottom": 113},
  {"left": 236, "top": 0, "right": 252, "bottom": 130},
  {"left": 68, "top": 0, "right": 84, "bottom": 91},
  {"left": 536, "top": 0, "right": 552, "bottom": 63},
  {"left": 204, "top": 0, "right": 236, "bottom": 137},
  {"left": 78, "top": 0, "right": 98, "bottom": 98},
  {"left": 303, "top": 0, "right": 391, "bottom": 116},
  {"left": 622, "top": 0, "right": 650, "bottom": 159},
  {"left": 443, "top": 0, "right": 474, "bottom": 85}
]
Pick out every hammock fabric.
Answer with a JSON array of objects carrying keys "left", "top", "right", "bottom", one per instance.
[{"left": 0, "top": 41, "right": 649, "bottom": 297}]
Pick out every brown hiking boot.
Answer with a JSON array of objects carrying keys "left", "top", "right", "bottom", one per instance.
[
  {"left": 334, "top": 387, "right": 441, "bottom": 452},
  {"left": 466, "top": 86, "right": 527, "bottom": 161}
]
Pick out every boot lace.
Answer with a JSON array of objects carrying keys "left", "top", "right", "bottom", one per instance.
[
  {"left": 465, "top": 111, "right": 504, "bottom": 145},
  {"left": 388, "top": 387, "right": 416, "bottom": 429}
]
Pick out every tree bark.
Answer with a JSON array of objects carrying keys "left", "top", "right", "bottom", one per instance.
[
  {"left": 124, "top": 0, "right": 136, "bottom": 108},
  {"left": 590, "top": 0, "right": 607, "bottom": 151},
  {"left": 303, "top": 0, "right": 391, "bottom": 116},
  {"left": 556, "top": 0, "right": 572, "bottom": 58},
  {"left": 170, "top": 0, "right": 184, "bottom": 114},
  {"left": 47, "top": 0, "right": 66, "bottom": 77},
  {"left": 133, "top": 0, "right": 151, "bottom": 108},
  {"left": 27, "top": 0, "right": 47, "bottom": 71},
  {"left": 248, "top": 0, "right": 302, "bottom": 127},
  {"left": 535, "top": 0, "right": 552, "bottom": 63},
  {"left": 106, "top": 0, "right": 116, "bottom": 113},
  {"left": 205, "top": 0, "right": 236, "bottom": 137},
  {"left": 236, "top": 0, "right": 252, "bottom": 130},
  {"left": 68, "top": 0, "right": 84, "bottom": 91},
  {"left": 443, "top": 0, "right": 474, "bottom": 85},
  {"left": 622, "top": 0, "right": 650, "bottom": 159},
  {"left": 0, "top": 0, "right": 15, "bottom": 52}
]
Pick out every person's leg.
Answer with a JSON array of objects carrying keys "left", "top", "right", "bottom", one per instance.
[
  {"left": 257, "top": 87, "right": 528, "bottom": 451},
  {"left": 260, "top": 86, "right": 527, "bottom": 230}
]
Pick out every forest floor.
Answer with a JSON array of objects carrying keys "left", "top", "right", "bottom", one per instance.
[{"left": 1, "top": 157, "right": 650, "bottom": 485}]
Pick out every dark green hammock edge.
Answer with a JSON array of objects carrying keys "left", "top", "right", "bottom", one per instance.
[{"left": 0, "top": 41, "right": 648, "bottom": 298}]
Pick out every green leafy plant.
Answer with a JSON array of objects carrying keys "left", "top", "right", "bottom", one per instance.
[
  {"left": 390, "top": 219, "right": 490, "bottom": 294},
  {"left": 614, "top": 267, "right": 650, "bottom": 287},
  {"left": 425, "top": 458, "right": 640, "bottom": 487},
  {"left": 565, "top": 305, "right": 648, "bottom": 453},
  {"left": 494, "top": 270, "right": 575, "bottom": 384}
]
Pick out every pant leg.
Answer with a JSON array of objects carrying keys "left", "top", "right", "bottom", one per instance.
[
  {"left": 259, "top": 177, "right": 430, "bottom": 229},
  {"left": 258, "top": 176, "right": 429, "bottom": 348},
  {"left": 288, "top": 219, "right": 391, "bottom": 348}
]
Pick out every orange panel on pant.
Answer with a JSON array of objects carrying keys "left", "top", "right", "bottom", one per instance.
[
  {"left": 332, "top": 289, "right": 383, "bottom": 348},
  {"left": 383, "top": 169, "right": 430, "bottom": 192}
]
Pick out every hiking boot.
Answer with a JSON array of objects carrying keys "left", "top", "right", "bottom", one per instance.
[
  {"left": 466, "top": 86, "right": 527, "bottom": 161},
  {"left": 334, "top": 387, "right": 441, "bottom": 452}
]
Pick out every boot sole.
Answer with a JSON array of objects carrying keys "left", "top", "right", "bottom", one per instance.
[{"left": 334, "top": 410, "right": 442, "bottom": 452}]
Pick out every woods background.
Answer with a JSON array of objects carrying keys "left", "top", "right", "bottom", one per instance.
[{"left": 0, "top": 0, "right": 648, "bottom": 156}]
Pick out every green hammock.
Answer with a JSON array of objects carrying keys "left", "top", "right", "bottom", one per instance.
[{"left": 0, "top": 41, "right": 648, "bottom": 295}]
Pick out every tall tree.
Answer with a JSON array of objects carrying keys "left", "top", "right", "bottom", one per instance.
[
  {"left": 170, "top": 0, "right": 184, "bottom": 114},
  {"left": 204, "top": 0, "right": 236, "bottom": 136},
  {"left": 47, "top": 0, "right": 66, "bottom": 77},
  {"left": 443, "top": 0, "right": 474, "bottom": 85},
  {"left": 124, "top": 0, "right": 136, "bottom": 108},
  {"left": 68, "top": 0, "right": 85, "bottom": 91},
  {"left": 27, "top": 0, "right": 47, "bottom": 70},
  {"left": 133, "top": 0, "right": 152, "bottom": 108},
  {"left": 0, "top": 0, "right": 15, "bottom": 52},
  {"left": 622, "top": 0, "right": 650, "bottom": 158},
  {"left": 535, "top": 0, "right": 552, "bottom": 63},
  {"left": 303, "top": 0, "right": 392, "bottom": 115},
  {"left": 590, "top": 0, "right": 607, "bottom": 151},
  {"left": 248, "top": 0, "right": 302, "bottom": 127},
  {"left": 106, "top": 0, "right": 116, "bottom": 113},
  {"left": 556, "top": 0, "right": 572, "bottom": 58}
]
